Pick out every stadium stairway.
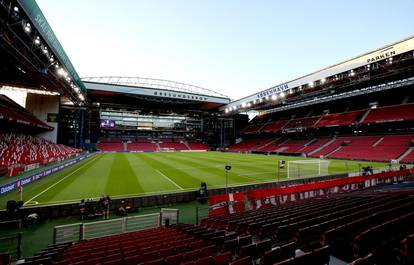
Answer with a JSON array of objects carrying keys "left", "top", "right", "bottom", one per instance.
[
  {"left": 307, "top": 137, "right": 336, "bottom": 157},
  {"left": 398, "top": 147, "right": 414, "bottom": 162}
]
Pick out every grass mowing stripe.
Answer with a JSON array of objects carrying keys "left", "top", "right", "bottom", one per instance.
[
  {"left": 24, "top": 155, "right": 100, "bottom": 205},
  {"left": 156, "top": 152, "right": 259, "bottom": 185},
  {"left": 155, "top": 169, "right": 184, "bottom": 190},
  {"left": 180, "top": 153, "right": 279, "bottom": 181},
  {"left": 105, "top": 153, "right": 143, "bottom": 196},
  {"left": 127, "top": 154, "right": 179, "bottom": 193},
  {"left": 139, "top": 153, "right": 207, "bottom": 188}
]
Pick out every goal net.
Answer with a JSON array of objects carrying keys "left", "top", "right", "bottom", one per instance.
[{"left": 287, "top": 159, "right": 330, "bottom": 179}]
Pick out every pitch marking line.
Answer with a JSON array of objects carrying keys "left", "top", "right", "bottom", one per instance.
[
  {"left": 155, "top": 169, "right": 184, "bottom": 190},
  {"left": 24, "top": 155, "right": 100, "bottom": 206}
]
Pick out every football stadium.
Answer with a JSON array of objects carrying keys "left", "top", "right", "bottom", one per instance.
[{"left": 0, "top": 0, "right": 414, "bottom": 264}]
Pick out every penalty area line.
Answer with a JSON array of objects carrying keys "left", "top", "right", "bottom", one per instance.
[
  {"left": 24, "top": 155, "right": 100, "bottom": 206},
  {"left": 156, "top": 169, "right": 184, "bottom": 190}
]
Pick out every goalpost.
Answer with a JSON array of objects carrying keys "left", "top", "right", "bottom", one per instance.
[{"left": 287, "top": 159, "right": 330, "bottom": 179}]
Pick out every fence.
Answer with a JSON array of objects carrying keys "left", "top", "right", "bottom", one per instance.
[
  {"left": 0, "top": 233, "right": 22, "bottom": 260},
  {"left": 195, "top": 206, "right": 209, "bottom": 225},
  {"left": 160, "top": 208, "right": 179, "bottom": 225},
  {"left": 53, "top": 209, "right": 178, "bottom": 244}
]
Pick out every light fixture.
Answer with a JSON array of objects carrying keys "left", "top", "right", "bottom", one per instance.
[
  {"left": 23, "top": 22, "right": 31, "bottom": 33},
  {"left": 13, "top": 6, "right": 19, "bottom": 12},
  {"left": 308, "top": 82, "right": 314, "bottom": 88},
  {"left": 280, "top": 92, "right": 285, "bottom": 98},
  {"left": 42, "top": 45, "right": 48, "bottom": 54},
  {"left": 57, "top": 67, "right": 67, "bottom": 76},
  {"left": 34, "top": 36, "right": 41, "bottom": 45},
  {"left": 321, "top": 78, "right": 326, "bottom": 84},
  {"left": 271, "top": 94, "right": 277, "bottom": 100}
]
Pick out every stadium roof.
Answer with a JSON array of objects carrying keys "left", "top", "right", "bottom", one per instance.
[
  {"left": 222, "top": 35, "right": 414, "bottom": 114},
  {"left": 83, "top": 76, "right": 230, "bottom": 111},
  {"left": 0, "top": 0, "right": 86, "bottom": 104},
  {"left": 82, "top": 76, "right": 228, "bottom": 99}
]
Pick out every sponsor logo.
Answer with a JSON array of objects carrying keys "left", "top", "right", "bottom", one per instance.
[
  {"left": 0, "top": 155, "right": 90, "bottom": 196},
  {"left": 1, "top": 183, "right": 16, "bottom": 195},
  {"left": 21, "top": 177, "right": 32, "bottom": 186}
]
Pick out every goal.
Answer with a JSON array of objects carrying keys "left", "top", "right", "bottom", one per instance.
[{"left": 287, "top": 159, "right": 330, "bottom": 179}]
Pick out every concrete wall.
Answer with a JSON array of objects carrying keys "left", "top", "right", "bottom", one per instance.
[{"left": 25, "top": 94, "right": 59, "bottom": 143}]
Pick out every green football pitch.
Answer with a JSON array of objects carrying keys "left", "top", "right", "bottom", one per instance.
[{"left": 0, "top": 152, "right": 388, "bottom": 208}]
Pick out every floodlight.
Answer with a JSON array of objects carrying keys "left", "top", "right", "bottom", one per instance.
[
  {"left": 42, "top": 45, "right": 48, "bottom": 54},
  {"left": 13, "top": 6, "right": 19, "bottom": 12},
  {"left": 34, "top": 36, "right": 41, "bottom": 45},
  {"left": 271, "top": 94, "right": 277, "bottom": 100},
  {"left": 57, "top": 68, "right": 66, "bottom": 76},
  {"left": 24, "top": 22, "right": 31, "bottom": 33}
]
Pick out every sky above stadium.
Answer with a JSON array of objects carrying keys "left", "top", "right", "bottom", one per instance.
[{"left": 36, "top": 0, "right": 414, "bottom": 100}]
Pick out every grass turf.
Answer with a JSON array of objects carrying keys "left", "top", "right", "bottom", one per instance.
[{"left": 0, "top": 152, "right": 388, "bottom": 208}]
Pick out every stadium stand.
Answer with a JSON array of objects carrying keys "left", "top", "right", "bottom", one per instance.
[
  {"left": 0, "top": 132, "right": 81, "bottom": 176},
  {"left": 229, "top": 134, "right": 414, "bottom": 162},
  {"left": 313, "top": 134, "right": 414, "bottom": 162},
  {"left": 127, "top": 142, "right": 158, "bottom": 152},
  {"left": 283, "top": 116, "right": 320, "bottom": 131},
  {"left": 227, "top": 137, "right": 274, "bottom": 152},
  {"left": 260, "top": 121, "right": 287, "bottom": 133},
  {"left": 22, "top": 187, "right": 414, "bottom": 265},
  {"left": 401, "top": 149, "right": 414, "bottom": 164},
  {"left": 159, "top": 138, "right": 189, "bottom": 151},
  {"left": 97, "top": 138, "right": 125, "bottom": 151},
  {"left": 314, "top": 110, "right": 362, "bottom": 128},
  {"left": 186, "top": 141, "right": 209, "bottom": 151},
  {"left": 0, "top": 95, "right": 52, "bottom": 130},
  {"left": 361, "top": 103, "right": 414, "bottom": 124},
  {"left": 242, "top": 123, "right": 266, "bottom": 134}
]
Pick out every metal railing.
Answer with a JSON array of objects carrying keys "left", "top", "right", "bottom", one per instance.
[
  {"left": 0, "top": 232, "right": 22, "bottom": 260},
  {"left": 53, "top": 210, "right": 179, "bottom": 244},
  {"left": 195, "top": 206, "right": 209, "bottom": 225},
  {"left": 160, "top": 208, "right": 179, "bottom": 225}
]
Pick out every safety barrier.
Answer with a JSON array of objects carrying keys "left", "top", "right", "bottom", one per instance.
[{"left": 53, "top": 209, "right": 178, "bottom": 244}]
